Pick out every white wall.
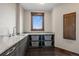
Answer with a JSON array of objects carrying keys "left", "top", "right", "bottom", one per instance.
[
  {"left": 0, "top": 3, "right": 16, "bottom": 35},
  {"left": 23, "top": 11, "right": 52, "bottom": 33},
  {"left": 19, "top": 5, "right": 25, "bottom": 34},
  {"left": 52, "top": 3, "right": 79, "bottom": 54},
  {"left": 16, "top": 4, "right": 25, "bottom": 34}
]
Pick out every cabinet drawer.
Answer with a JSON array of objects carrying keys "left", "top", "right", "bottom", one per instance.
[
  {"left": 32, "top": 42, "right": 39, "bottom": 47},
  {"left": 44, "top": 35, "right": 52, "bottom": 40},
  {"left": 45, "top": 41, "right": 52, "bottom": 46},
  {"left": 31, "top": 36, "right": 39, "bottom": 40}
]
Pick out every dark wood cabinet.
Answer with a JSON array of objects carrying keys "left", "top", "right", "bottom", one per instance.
[
  {"left": 18, "top": 37, "right": 27, "bottom": 56},
  {"left": 0, "top": 36, "right": 28, "bottom": 56}
]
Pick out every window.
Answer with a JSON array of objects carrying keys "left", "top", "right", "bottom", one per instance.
[{"left": 31, "top": 12, "right": 44, "bottom": 31}]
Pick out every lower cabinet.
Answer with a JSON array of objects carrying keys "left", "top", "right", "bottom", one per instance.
[
  {"left": 0, "top": 36, "right": 28, "bottom": 56},
  {"left": 29, "top": 34, "right": 54, "bottom": 48},
  {"left": 16, "top": 37, "right": 27, "bottom": 56}
]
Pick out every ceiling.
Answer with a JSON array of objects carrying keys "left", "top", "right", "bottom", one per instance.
[{"left": 20, "top": 3, "right": 58, "bottom": 11}]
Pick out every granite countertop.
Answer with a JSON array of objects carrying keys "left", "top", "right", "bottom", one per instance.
[{"left": 0, "top": 34, "right": 28, "bottom": 54}]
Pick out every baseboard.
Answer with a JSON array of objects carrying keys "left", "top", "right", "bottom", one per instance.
[{"left": 55, "top": 47, "right": 79, "bottom": 56}]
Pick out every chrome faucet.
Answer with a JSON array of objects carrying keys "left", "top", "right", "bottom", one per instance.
[{"left": 12, "top": 26, "right": 16, "bottom": 36}]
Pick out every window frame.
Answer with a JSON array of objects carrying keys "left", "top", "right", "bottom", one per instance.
[{"left": 31, "top": 12, "right": 44, "bottom": 31}]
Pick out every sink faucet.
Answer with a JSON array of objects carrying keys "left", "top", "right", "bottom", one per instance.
[{"left": 12, "top": 26, "right": 16, "bottom": 36}]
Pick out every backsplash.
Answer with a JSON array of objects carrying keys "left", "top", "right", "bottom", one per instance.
[{"left": 0, "top": 27, "right": 9, "bottom": 36}]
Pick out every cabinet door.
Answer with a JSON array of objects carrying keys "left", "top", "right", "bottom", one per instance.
[
  {"left": 19, "top": 38, "right": 27, "bottom": 56},
  {"left": 15, "top": 43, "right": 20, "bottom": 56},
  {"left": 19, "top": 43, "right": 27, "bottom": 56}
]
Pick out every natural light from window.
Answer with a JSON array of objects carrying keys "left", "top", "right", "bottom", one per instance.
[
  {"left": 31, "top": 12, "right": 44, "bottom": 31},
  {"left": 32, "top": 16, "right": 43, "bottom": 29}
]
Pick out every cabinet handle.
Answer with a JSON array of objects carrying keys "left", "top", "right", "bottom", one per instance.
[{"left": 5, "top": 47, "right": 16, "bottom": 55}]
